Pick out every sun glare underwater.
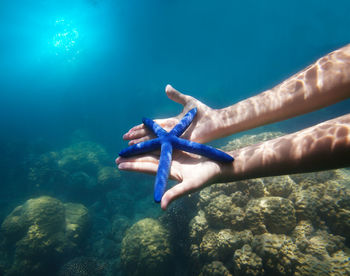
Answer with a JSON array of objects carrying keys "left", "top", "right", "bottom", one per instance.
[
  {"left": 0, "top": 0, "right": 350, "bottom": 275},
  {"left": 52, "top": 18, "right": 80, "bottom": 62}
]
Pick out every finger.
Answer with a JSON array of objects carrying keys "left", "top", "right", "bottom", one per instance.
[
  {"left": 123, "top": 125, "right": 148, "bottom": 140},
  {"left": 117, "top": 157, "right": 159, "bottom": 174},
  {"left": 115, "top": 156, "right": 123, "bottom": 164},
  {"left": 165, "top": 84, "right": 190, "bottom": 106},
  {"left": 161, "top": 181, "right": 194, "bottom": 210},
  {"left": 128, "top": 135, "right": 154, "bottom": 146},
  {"left": 125, "top": 120, "right": 178, "bottom": 145},
  {"left": 123, "top": 119, "right": 175, "bottom": 142},
  {"left": 118, "top": 162, "right": 158, "bottom": 174},
  {"left": 116, "top": 155, "right": 159, "bottom": 164},
  {"left": 126, "top": 123, "right": 144, "bottom": 132}
]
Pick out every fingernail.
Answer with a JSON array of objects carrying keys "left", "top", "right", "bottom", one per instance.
[{"left": 165, "top": 84, "right": 172, "bottom": 92}]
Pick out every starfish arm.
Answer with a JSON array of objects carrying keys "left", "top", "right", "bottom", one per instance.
[
  {"left": 154, "top": 141, "right": 173, "bottom": 203},
  {"left": 173, "top": 137, "right": 234, "bottom": 163},
  {"left": 169, "top": 107, "right": 197, "bottom": 137},
  {"left": 119, "top": 138, "right": 161, "bottom": 157},
  {"left": 142, "top": 117, "right": 167, "bottom": 137}
]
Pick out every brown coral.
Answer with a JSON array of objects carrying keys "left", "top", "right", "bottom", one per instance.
[
  {"left": 121, "top": 218, "right": 172, "bottom": 276},
  {"left": 245, "top": 197, "right": 296, "bottom": 234},
  {"left": 0, "top": 196, "right": 89, "bottom": 276},
  {"left": 204, "top": 194, "right": 245, "bottom": 230}
]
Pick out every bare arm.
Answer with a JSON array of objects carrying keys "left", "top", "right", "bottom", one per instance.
[
  {"left": 216, "top": 44, "right": 350, "bottom": 138},
  {"left": 119, "top": 44, "right": 350, "bottom": 209},
  {"left": 118, "top": 113, "right": 350, "bottom": 209},
  {"left": 220, "top": 113, "right": 350, "bottom": 182},
  {"left": 124, "top": 45, "right": 350, "bottom": 144}
]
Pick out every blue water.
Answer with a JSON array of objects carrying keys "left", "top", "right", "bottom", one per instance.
[
  {"left": 0, "top": 0, "right": 350, "bottom": 275},
  {"left": 1, "top": 0, "right": 350, "bottom": 150}
]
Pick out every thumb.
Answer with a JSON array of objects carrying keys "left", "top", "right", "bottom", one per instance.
[
  {"left": 165, "top": 84, "right": 190, "bottom": 106},
  {"left": 160, "top": 181, "right": 193, "bottom": 210}
]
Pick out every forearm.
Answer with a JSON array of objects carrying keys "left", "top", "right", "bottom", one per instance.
[
  {"left": 219, "top": 113, "right": 350, "bottom": 182},
  {"left": 217, "top": 44, "right": 350, "bottom": 137}
]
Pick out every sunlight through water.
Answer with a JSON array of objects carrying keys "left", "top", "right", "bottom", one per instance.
[{"left": 52, "top": 18, "right": 80, "bottom": 63}]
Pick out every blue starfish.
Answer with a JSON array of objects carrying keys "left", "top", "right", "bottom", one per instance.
[{"left": 119, "top": 108, "right": 234, "bottom": 203}]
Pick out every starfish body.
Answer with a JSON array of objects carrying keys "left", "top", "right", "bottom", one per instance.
[{"left": 119, "top": 108, "right": 234, "bottom": 203}]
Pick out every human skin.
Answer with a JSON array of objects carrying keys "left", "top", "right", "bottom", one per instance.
[
  {"left": 118, "top": 44, "right": 350, "bottom": 210},
  {"left": 117, "top": 114, "right": 350, "bottom": 209},
  {"left": 124, "top": 44, "right": 350, "bottom": 144},
  {"left": 119, "top": 108, "right": 233, "bottom": 203}
]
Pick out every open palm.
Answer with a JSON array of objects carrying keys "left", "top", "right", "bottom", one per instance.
[
  {"left": 123, "top": 85, "right": 222, "bottom": 145},
  {"left": 116, "top": 151, "right": 222, "bottom": 210}
]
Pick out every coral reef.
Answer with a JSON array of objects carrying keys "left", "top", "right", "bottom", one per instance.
[
  {"left": 5, "top": 131, "right": 349, "bottom": 276},
  {"left": 155, "top": 132, "right": 350, "bottom": 275},
  {"left": 111, "top": 215, "right": 131, "bottom": 244},
  {"left": 26, "top": 140, "right": 120, "bottom": 203},
  {"left": 233, "top": 244, "right": 264, "bottom": 275},
  {"left": 120, "top": 218, "right": 172, "bottom": 276},
  {"left": 204, "top": 194, "right": 245, "bottom": 230},
  {"left": 198, "top": 229, "right": 253, "bottom": 262},
  {"left": 64, "top": 202, "right": 90, "bottom": 243},
  {"left": 58, "top": 141, "right": 109, "bottom": 174},
  {"left": 58, "top": 141, "right": 119, "bottom": 198},
  {"left": 189, "top": 210, "right": 209, "bottom": 242},
  {"left": 199, "top": 261, "right": 232, "bottom": 276},
  {"left": 27, "top": 151, "right": 69, "bottom": 192},
  {"left": 265, "top": 175, "right": 296, "bottom": 198},
  {"left": 252, "top": 233, "right": 298, "bottom": 274},
  {"left": 97, "top": 166, "right": 120, "bottom": 190},
  {"left": 221, "top": 131, "right": 285, "bottom": 151},
  {"left": 0, "top": 196, "right": 89, "bottom": 276},
  {"left": 58, "top": 257, "right": 106, "bottom": 276},
  {"left": 245, "top": 196, "right": 296, "bottom": 234}
]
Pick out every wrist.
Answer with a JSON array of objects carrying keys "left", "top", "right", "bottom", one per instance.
[
  {"left": 214, "top": 150, "right": 239, "bottom": 183},
  {"left": 213, "top": 107, "right": 236, "bottom": 140},
  {"left": 194, "top": 108, "right": 228, "bottom": 143}
]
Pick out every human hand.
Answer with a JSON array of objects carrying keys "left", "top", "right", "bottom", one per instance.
[
  {"left": 123, "top": 84, "right": 223, "bottom": 145},
  {"left": 116, "top": 152, "right": 225, "bottom": 210}
]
